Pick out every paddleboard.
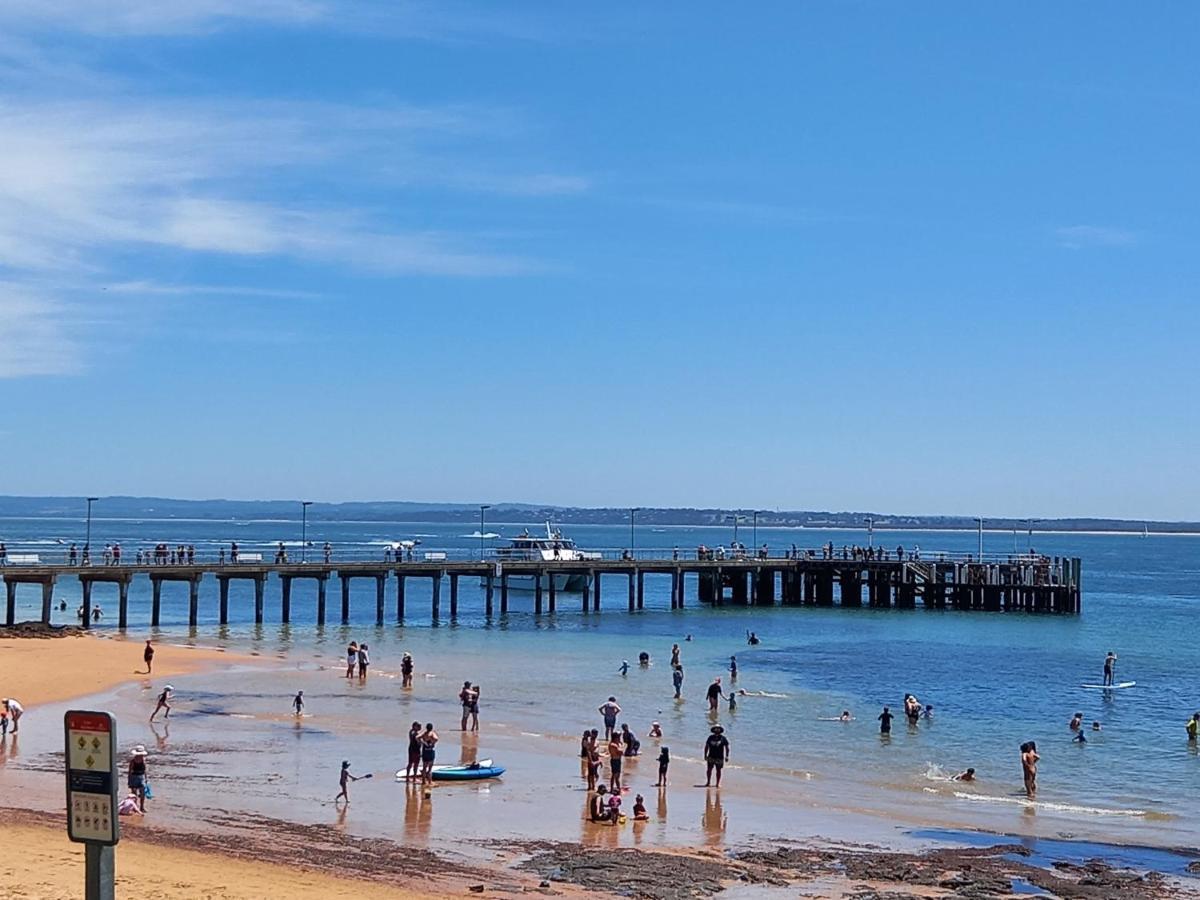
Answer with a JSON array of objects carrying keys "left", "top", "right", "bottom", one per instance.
[
  {"left": 1080, "top": 681, "right": 1136, "bottom": 689},
  {"left": 396, "top": 759, "right": 495, "bottom": 780}
]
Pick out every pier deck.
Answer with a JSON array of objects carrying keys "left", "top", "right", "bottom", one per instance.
[{"left": 0, "top": 552, "right": 1082, "bottom": 629}]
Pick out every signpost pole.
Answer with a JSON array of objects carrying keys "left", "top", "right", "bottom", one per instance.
[
  {"left": 64, "top": 709, "right": 118, "bottom": 900},
  {"left": 85, "top": 844, "right": 116, "bottom": 900}
]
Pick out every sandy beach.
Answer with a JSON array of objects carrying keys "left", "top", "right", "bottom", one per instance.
[
  {"left": 0, "top": 630, "right": 242, "bottom": 707},
  {"left": 0, "top": 811, "right": 435, "bottom": 900}
]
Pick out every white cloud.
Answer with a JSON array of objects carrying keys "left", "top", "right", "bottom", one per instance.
[
  {"left": 1054, "top": 225, "right": 1137, "bottom": 250},
  {"left": 0, "top": 98, "right": 554, "bottom": 277},
  {"left": 0, "top": 0, "right": 549, "bottom": 41},
  {"left": 0, "top": 285, "right": 83, "bottom": 377},
  {"left": 0, "top": 0, "right": 328, "bottom": 36},
  {"left": 105, "top": 281, "right": 325, "bottom": 300}
]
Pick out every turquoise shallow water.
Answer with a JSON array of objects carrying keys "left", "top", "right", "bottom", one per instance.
[{"left": 3, "top": 517, "right": 1199, "bottom": 849}]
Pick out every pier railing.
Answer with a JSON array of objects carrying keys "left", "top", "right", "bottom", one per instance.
[{"left": 0, "top": 544, "right": 1050, "bottom": 568}]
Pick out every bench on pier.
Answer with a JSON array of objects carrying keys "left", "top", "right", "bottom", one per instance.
[
  {"left": 236, "top": 553, "right": 264, "bottom": 563},
  {"left": 423, "top": 552, "right": 448, "bottom": 562},
  {"left": 6, "top": 554, "right": 41, "bottom": 565}
]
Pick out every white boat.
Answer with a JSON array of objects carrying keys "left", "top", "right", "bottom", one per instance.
[{"left": 491, "top": 523, "right": 601, "bottom": 592}]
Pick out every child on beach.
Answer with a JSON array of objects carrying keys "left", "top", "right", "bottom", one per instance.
[
  {"left": 149, "top": 686, "right": 172, "bottom": 722},
  {"left": 587, "top": 746, "right": 602, "bottom": 792},
  {"left": 336, "top": 760, "right": 359, "bottom": 804},
  {"left": 655, "top": 747, "right": 670, "bottom": 786},
  {"left": 293, "top": 691, "right": 304, "bottom": 716},
  {"left": 632, "top": 794, "right": 648, "bottom": 821}
]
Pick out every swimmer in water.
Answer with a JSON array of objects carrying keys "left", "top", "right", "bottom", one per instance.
[
  {"left": 648, "top": 721, "right": 662, "bottom": 738},
  {"left": 839, "top": 710, "right": 853, "bottom": 721},
  {"left": 619, "top": 660, "right": 630, "bottom": 676},
  {"left": 746, "top": 631, "right": 760, "bottom": 645},
  {"left": 952, "top": 767, "right": 976, "bottom": 782},
  {"left": 1069, "top": 712, "right": 1083, "bottom": 731},
  {"left": 1091, "top": 721, "right": 1101, "bottom": 731},
  {"left": 729, "top": 655, "right": 738, "bottom": 680}
]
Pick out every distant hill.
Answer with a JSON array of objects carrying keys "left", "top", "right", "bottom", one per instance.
[{"left": 0, "top": 495, "right": 1194, "bottom": 534}]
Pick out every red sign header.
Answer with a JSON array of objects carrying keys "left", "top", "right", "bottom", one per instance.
[{"left": 65, "top": 712, "right": 111, "bottom": 733}]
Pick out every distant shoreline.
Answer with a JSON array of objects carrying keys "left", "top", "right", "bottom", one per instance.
[{"left": 0, "top": 513, "right": 1196, "bottom": 536}]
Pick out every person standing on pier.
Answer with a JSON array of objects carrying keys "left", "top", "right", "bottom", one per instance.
[
  {"left": 113, "top": 543, "right": 122, "bottom": 565},
  {"left": 599, "top": 697, "right": 622, "bottom": 740},
  {"left": 231, "top": 541, "right": 239, "bottom": 563},
  {"left": 323, "top": 542, "right": 332, "bottom": 563},
  {"left": 1103, "top": 651, "right": 1118, "bottom": 687},
  {"left": 68, "top": 543, "right": 78, "bottom": 565}
]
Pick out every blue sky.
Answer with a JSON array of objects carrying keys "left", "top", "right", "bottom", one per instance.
[{"left": 1, "top": 3, "right": 1197, "bottom": 518}]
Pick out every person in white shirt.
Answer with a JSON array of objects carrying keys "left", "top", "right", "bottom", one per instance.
[{"left": 2, "top": 698, "right": 23, "bottom": 733}]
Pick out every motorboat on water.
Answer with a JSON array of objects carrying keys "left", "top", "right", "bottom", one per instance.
[{"left": 491, "top": 523, "right": 601, "bottom": 591}]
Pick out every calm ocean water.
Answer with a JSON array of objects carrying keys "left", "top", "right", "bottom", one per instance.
[{"left": 3, "top": 517, "right": 1199, "bottom": 848}]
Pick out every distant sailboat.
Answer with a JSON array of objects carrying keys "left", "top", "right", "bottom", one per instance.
[{"left": 1143, "top": 523, "right": 1149, "bottom": 538}]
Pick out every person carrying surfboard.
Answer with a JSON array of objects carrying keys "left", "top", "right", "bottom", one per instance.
[{"left": 1103, "top": 651, "right": 1118, "bottom": 687}]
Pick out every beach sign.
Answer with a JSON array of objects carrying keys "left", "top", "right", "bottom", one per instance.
[{"left": 64, "top": 710, "right": 119, "bottom": 847}]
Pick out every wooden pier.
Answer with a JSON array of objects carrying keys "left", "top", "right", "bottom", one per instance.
[{"left": 0, "top": 554, "right": 1082, "bottom": 629}]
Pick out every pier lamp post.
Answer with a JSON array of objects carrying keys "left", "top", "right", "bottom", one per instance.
[
  {"left": 301, "top": 501, "right": 312, "bottom": 563},
  {"left": 976, "top": 517, "right": 984, "bottom": 559},
  {"left": 752, "top": 511, "right": 760, "bottom": 551},
  {"left": 479, "top": 504, "right": 491, "bottom": 561},
  {"left": 1026, "top": 519, "right": 1037, "bottom": 553},
  {"left": 629, "top": 507, "right": 641, "bottom": 556},
  {"left": 728, "top": 513, "right": 746, "bottom": 548},
  {"left": 85, "top": 497, "right": 98, "bottom": 562},
  {"left": 865, "top": 516, "right": 874, "bottom": 548}
]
